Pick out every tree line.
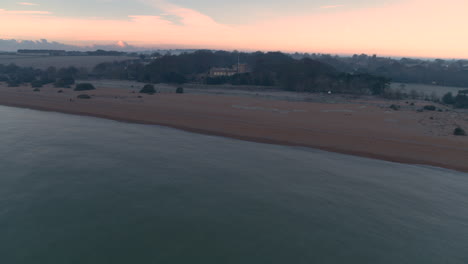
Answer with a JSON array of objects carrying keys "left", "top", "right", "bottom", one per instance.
[
  {"left": 92, "top": 50, "right": 391, "bottom": 96},
  {"left": 4, "top": 49, "right": 468, "bottom": 108},
  {"left": 0, "top": 64, "right": 87, "bottom": 88},
  {"left": 2, "top": 50, "right": 468, "bottom": 108},
  {"left": 294, "top": 53, "right": 468, "bottom": 88}
]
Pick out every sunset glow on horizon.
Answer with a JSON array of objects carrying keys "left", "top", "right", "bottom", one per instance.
[{"left": 1, "top": 0, "right": 468, "bottom": 58}]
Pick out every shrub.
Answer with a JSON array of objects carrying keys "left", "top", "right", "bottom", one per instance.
[
  {"left": 454, "top": 127, "right": 466, "bottom": 136},
  {"left": 77, "top": 94, "right": 91, "bottom": 99},
  {"left": 423, "top": 105, "right": 436, "bottom": 111},
  {"left": 74, "top": 83, "right": 96, "bottom": 91},
  {"left": 40, "top": 78, "right": 54, "bottom": 85},
  {"left": 54, "top": 77, "right": 75, "bottom": 88},
  {"left": 176, "top": 87, "right": 184, "bottom": 94},
  {"left": 31, "top": 80, "right": 43, "bottom": 88},
  {"left": 139, "top": 84, "right": 156, "bottom": 94},
  {"left": 442, "top": 92, "right": 455, "bottom": 105},
  {"left": 7, "top": 81, "right": 19, "bottom": 87},
  {"left": 389, "top": 104, "right": 400, "bottom": 111}
]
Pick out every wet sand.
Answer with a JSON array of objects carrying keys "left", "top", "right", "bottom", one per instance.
[{"left": 1, "top": 83, "right": 467, "bottom": 172}]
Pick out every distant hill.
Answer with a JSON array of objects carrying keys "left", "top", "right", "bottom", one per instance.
[{"left": 0, "top": 39, "right": 140, "bottom": 52}]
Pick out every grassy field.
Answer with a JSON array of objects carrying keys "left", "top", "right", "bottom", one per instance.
[
  {"left": 391, "top": 82, "right": 465, "bottom": 98},
  {"left": 0, "top": 55, "right": 135, "bottom": 69}
]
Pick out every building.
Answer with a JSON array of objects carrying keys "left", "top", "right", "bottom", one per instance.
[
  {"left": 237, "top": 63, "right": 249, "bottom": 74},
  {"left": 209, "top": 67, "right": 238, "bottom": 77},
  {"left": 209, "top": 63, "right": 250, "bottom": 77}
]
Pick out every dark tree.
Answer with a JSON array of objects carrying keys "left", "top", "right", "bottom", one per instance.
[
  {"left": 54, "top": 77, "right": 75, "bottom": 88},
  {"left": 442, "top": 92, "right": 455, "bottom": 104},
  {"left": 139, "top": 84, "right": 156, "bottom": 94},
  {"left": 454, "top": 94, "right": 468, "bottom": 108},
  {"left": 31, "top": 80, "right": 43, "bottom": 88},
  {"left": 454, "top": 127, "right": 466, "bottom": 136},
  {"left": 423, "top": 105, "right": 436, "bottom": 111},
  {"left": 74, "top": 83, "right": 96, "bottom": 91}
]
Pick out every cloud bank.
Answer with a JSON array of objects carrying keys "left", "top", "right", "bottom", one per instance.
[
  {"left": 320, "top": 5, "right": 344, "bottom": 9},
  {"left": 18, "top": 2, "right": 39, "bottom": 6},
  {"left": 0, "top": 9, "right": 50, "bottom": 14},
  {"left": 1, "top": 0, "right": 467, "bottom": 58}
]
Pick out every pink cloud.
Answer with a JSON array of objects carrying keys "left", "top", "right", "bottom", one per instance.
[
  {"left": 18, "top": 2, "right": 39, "bottom": 6},
  {"left": 0, "top": 9, "right": 50, "bottom": 15},
  {"left": 1, "top": 0, "right": 468, "bottom": 58},
  {"left": 320, "top": 5, "right": 344, "bottom": 9}
]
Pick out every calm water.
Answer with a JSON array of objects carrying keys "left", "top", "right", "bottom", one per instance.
[{"left": 0, "top": 105, "right": 467, "bottom": 264}]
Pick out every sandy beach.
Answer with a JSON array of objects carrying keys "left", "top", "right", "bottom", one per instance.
[{"left": 1, "top": 82, "right": 467, "bottom": 172}]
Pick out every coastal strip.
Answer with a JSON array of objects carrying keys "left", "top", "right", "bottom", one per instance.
[{"left": 1, "top": 86, "right": 467, "bottom": 173}]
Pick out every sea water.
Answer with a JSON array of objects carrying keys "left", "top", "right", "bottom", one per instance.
[{"left": 0, "top": 105, "right": 467, "bottom": 263}]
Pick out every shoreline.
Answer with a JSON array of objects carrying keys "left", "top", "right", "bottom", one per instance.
[
  {"left": 1, "top": 103, "right": 467, "bottom": 173},
  {"left": 0, "top": 85, "right": 467, "bottom": 173}
]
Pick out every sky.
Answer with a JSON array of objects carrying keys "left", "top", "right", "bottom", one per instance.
[{"left": 1, "top": 0, "right": 468, "bottom": 58}]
